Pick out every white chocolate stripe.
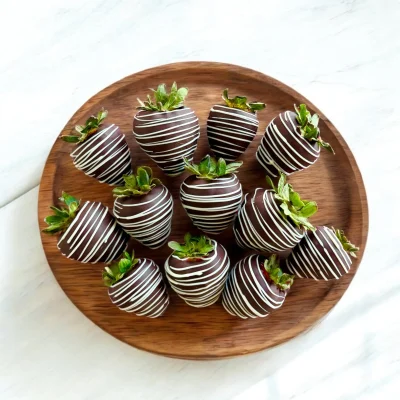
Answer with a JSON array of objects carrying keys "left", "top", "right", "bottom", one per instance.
[
  {"left": 257, "top": 111, "right": 320, "bottom": 176},
  {"left": 114, "top": 186, "right": 173, "bottom": 249},
  {"left": 57, "top": 201, "right": 127, "bottom": 263},
  {"left": 110, "top": 259, "right": 169, "bottom": 318},
  {"left": 222, "top": 255, "right": 285, "bottom": 319},
  {"left": 133, "top": 108, "right": 200, "bottom": 176},
  {"left": 234, "top": 190, "right": 303, "bottom": 252},
  {"left": 209, "top": 106, "right": 259, "bottom": 124},
  {"left": 165, "top": 241, "right": 230, "bottom": 308},
  {"left": 207, "top": 105, "right": 258, "bottom": 162},
  {"left": 180, "top": 175, "right": 242, "bottom": 234},
  {"left": 71, "top": 124, "right": 132, "bottom": 185},
  {"left": 94, "top": 228, "right": 128, "bottom": 264},
  {"left": 286, "top": 227, "right": 352, "bottom": 280}
]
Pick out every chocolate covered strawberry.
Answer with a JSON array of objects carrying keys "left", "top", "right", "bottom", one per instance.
[
  {"left": 60, "top": 109, "right": 132, "bottom": 185},
  {"left": 133, "top": 82, "right": 200, "bottom": 176},
  {"left": 103, "top": 250, "right": 169, "bottom": 317},
  {"left": 112, "top": 166, "right": 173, "bottom": 249},
  {"left": 234, "top": 173, "right": 317, "bottom": 253},
  {"left": 222, "top": 254, "right": 294, "bottom": 319},
  {"left": 257, "top": 104, "right": 334, "bottom": 176},
  {"left": 180, "top": 155, "right": 243, "bottom": 234},
  {"left": 207, "top": 89, "right": 266, "bottom": 162},
  {"left": 43, "top": 192, "right": 128, "bottom": 263},
  {"left": 286, "top": 226, "right": 359, "bottom": 280},
  {"left": 165, "top": 233, "right": 230, "bottom": 308}
]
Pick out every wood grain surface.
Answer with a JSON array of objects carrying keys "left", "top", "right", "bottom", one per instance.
[{"left": 38, "top": 62, "right": 368, "bottom": 359}]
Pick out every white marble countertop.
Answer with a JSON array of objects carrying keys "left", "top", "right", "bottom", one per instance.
[{"left": 1, "top": 0, "right": 399, "bottom": 399}]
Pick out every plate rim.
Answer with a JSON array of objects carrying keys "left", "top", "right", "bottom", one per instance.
[{"left": 38, "top": 61, "right": 369, "bottom": 359}]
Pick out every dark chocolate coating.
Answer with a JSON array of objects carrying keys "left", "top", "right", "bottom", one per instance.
[
  {"left": 207, "top": 105, "right": 259, "bottom": 162},
  {"left": 108, "top": 258, "right": 169, "bottom": 318},
  {"left": 113, "top": 185, "right": 173, "bottom": 249},
  {"left": 165, "top": 240, "right": 230, "bottom": 307},
  {"left": 222, "top": 254, "right": 287, "bottom": 319},
  {"left": 71, "top": 124, "right": 132, "bottom": 185},
  {"left": 234, "top": 189, "right": 303, "bottom": 253},
  {"left": 133, "top": 107, "right": 200, "bottom": 176},
  {"left": 180, "top": 174, "right": 242, "bottom": 234},
  {"left": 285, "top": 226, "right": 353, "bottom": 280},
  {"left": 256, "top": 111, "right": 320, "bottom": 176},
  {"left": 57, "top": 201, "right": 128, "bottom": 263}
]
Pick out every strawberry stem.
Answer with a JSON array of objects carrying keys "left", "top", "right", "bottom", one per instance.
[
  {"left": 102, "top": 251, "right": 139, "bottom": 287},
  {"left": 42, "top": 192, "right": 80, "bottom": 234},
  {"left": 168, "top": 233, "right": 214, "bottom": 259},
  {"left": 113, "top": 167, "right": 162, "bottom": 197},
  {"left": 137, "top": 82, "right": 188, "bottom": 112},
  {"left": 294, "top": 104, "right": 334, "bottom": 154},
  {"left": 184, "top": 155, "right": 242, "bottom": 180},
  {"left": 263, "top": 254, "right": 294, "bottom": 291},
  {"left": 266, "top": 173, "right": 317, "bottom": 231},
  {"left": 60, "top": 108, "right": 108, "bottom": 143},
  {"left": 333, "top": 227, "right": 359, "bottom": 258},
  {"left": 222, "top": 89, "right": 266, "bottom": 113}
]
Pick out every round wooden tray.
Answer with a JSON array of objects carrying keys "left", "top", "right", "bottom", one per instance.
[{"left": 38, "top": 62, "right": 368, "bottom": 359}]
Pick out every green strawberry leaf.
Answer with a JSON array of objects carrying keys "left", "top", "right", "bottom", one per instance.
[
  {"left": 168, "top": 242, "right": 184, "bottom": 252},
  {"left": 266, "top": 176, "right": 276, "bottom": 191},
  {"left": 102, "top": 251, "right": 139, "bottom": 287},
  {"left": 168, "top": 234, "right": 214, "bottom": 259},
  {"left": 225, "top": 162, "right": 243, "bottom": 174},
  {"left": 43, "top": 191, "right": 80, "bottom": 235},
  {"left": 185, "top": 155, "right": 242, "bottom": 180},
  {"left": 294, "top": 103, "right": 334, "bottom": 154},
  {"left": 299, "top": 201, "right": 318, "bottom": 218},
  {"left": 222, "top": 89, "right": 266, "bottom": 113},
  {"left": 263, "top": 254, "right": 294, "bottom": 291},
  {"left": 60, "top": 135, "right": 80, "bottom": 143},
  {"left": 268, "top": 173, "right": 317, "bottom": 231},
  {"left": 216, "top": 158, "right": 226, "bottom": 176},
  {"left": 113, "top": 167, "right": 162, "bottom": 198},
  {"left": 199, "top": 155, "right": 211, "bottom": 175},
  {"left": 60, "top": 108, "right": 108, "bottom": 143},
  {"left": 137, "top": 82, "right": 188, "bottom": 111},
  {"left": 289, "top": 191, "right": 304, "bottom": 208},
  {"left": 334, "top": 227, "right": 359, "bottom": 258}
]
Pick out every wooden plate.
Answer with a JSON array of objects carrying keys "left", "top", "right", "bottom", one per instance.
[{"left": 38, "top": 62, "right": 368, "bottom": 359}]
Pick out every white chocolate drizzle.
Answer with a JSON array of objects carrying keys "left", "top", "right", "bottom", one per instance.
[
  {"left": 234, "top": 189, "right": 303, "bottom": 252},
  {"left": 222, "top": 254, "right": 286, "bottom": 319},
  {"left": 71, "top": 124, "right": 132, "bottom": 185},
  {"left": 57, "top": 201, "right": 128, "bottom": 263},
  {"left": 113, "top": 185, "right": 173, "bottom": 249},
  {"left": 109, "top": 258, "right": 169, "bottom": 318},
  {"left": 165, "top": 240, "right": 230, "bottom": 308},
  {"left": 180, "top": 174, "right": 242, "bottom": 234},
  {"left": 256, "top": 111, "right": 320, "bottom": 176},
  {"left": 207, "top": 105, "right": 258, "bottom": 161},
  {"left": 286, "top": 226, "right": 352, "bottom": 280},
  {"left": 133, "top": 108, "right": 200, "bottom": 176}
]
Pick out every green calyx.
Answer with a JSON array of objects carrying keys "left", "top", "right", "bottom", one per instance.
[
  {"left": 137, "top": 82, "right": 188, "bottom": 112},
  {"left": 295, "top": 104, "right": 334, "bottom": 154},
  {"left": 266, "top": 173, "right": 317, "bottom": 231},
  {"left": 222, "top": 89, "right": 266, "bottom": 113},
  {"left": 42, "top": 192, "right": 80, "bottom": 234},
  {"left": 102, "top": 251, "right": 139, "bottom": 287},
  {"left": 168, "top": 233, "right": 214, "bottom": 259},
  {"left": 60, "top": 108, "right": 108, "bottom": 143},
  {"left": 263, "top": 254, "right": 294, "bottom": 291},
  {"left": 113, "top": 167, "right": 162, "bottom": 197},
  {"left": 183, "top": 154, "right": 242, "bottom": 180},
  {"left": 333, "top": 227, "right": 359, "bottom": 258}
]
